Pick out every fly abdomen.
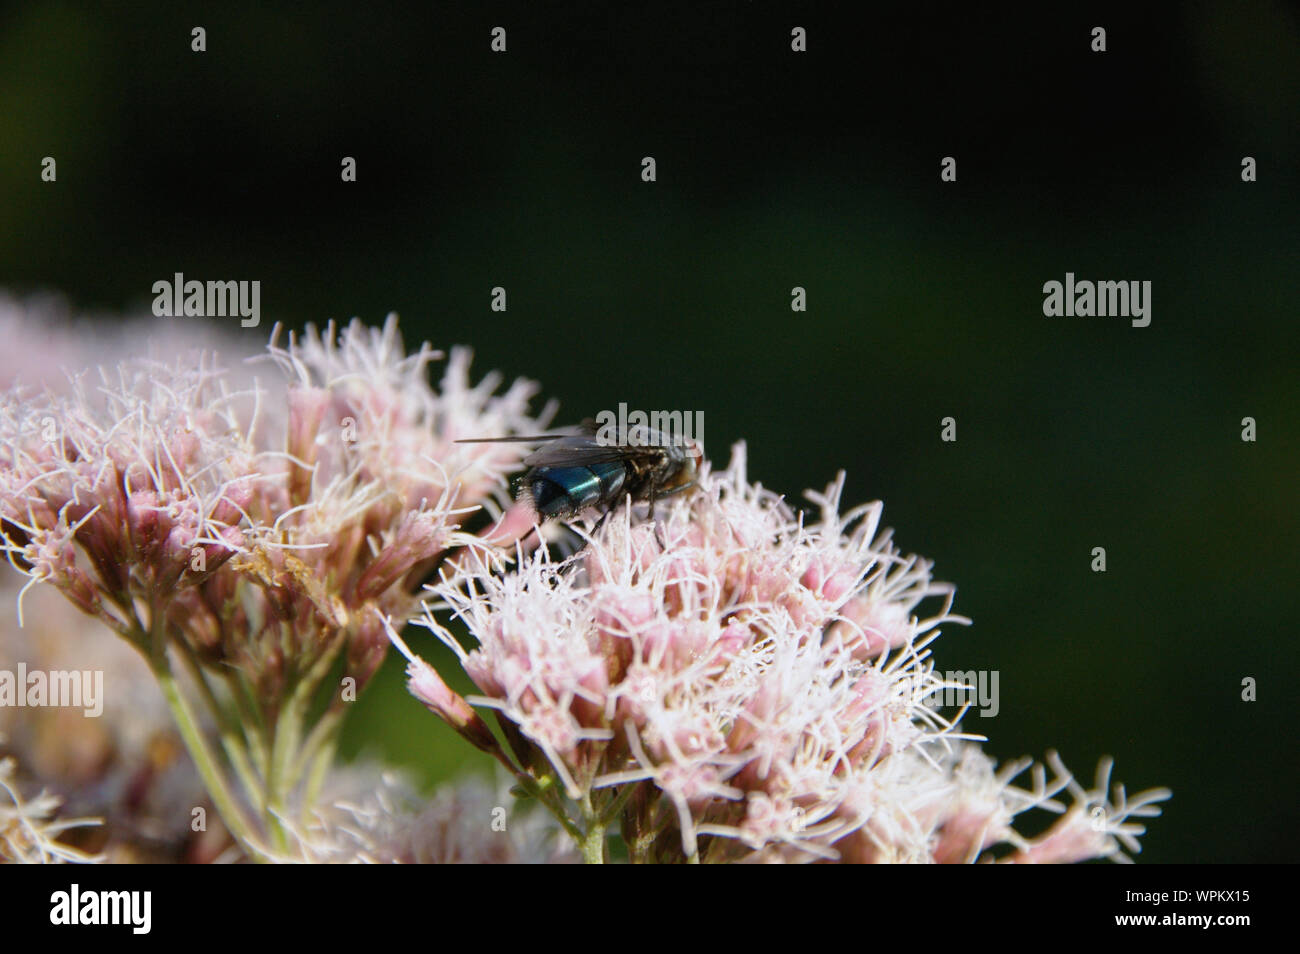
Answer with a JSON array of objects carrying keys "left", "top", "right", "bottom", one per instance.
[{"left": 526, "top": 461, "right": 627, "bottom": 518}]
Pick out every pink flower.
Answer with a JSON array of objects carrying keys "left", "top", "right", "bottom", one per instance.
[
  {"left": 402, "top": 444, "right": 1169, "bottom": 863},
  {"left": 0, "top": 312, "right": 553, "bottom": 859}
]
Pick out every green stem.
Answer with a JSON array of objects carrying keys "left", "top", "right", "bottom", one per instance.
[
  {"left": 300, "top": 709, "right": 344, "bottom": 810},
  {"left": 631, "top": 799, "right": 668, "bottom": 864},
  {"left": 304, "top": 734, "right": 338, "bottom": 811},
  {"left": 173, "top": 641, "right": 264, "bottom": 811},
  {"left": 579, "top": 792, "right": 606, "bottom": 864},
  {"left": 266, "top": 631, "right": 347, "bottom": 848},
  {"left": 513, "top": 772, "right": 583, "bottom": 841},
  {"left": 154, "top": 663, "right": 263, "bottom": 857},
  {"left": 291, "top": 703, "right": 344, "bottom": 786},
  {"left": 265, "top": 688, "right": 301, "bottom": 854},
  {"left": 224, "top": 669, "right": 271, "bottom": 781},
  {"left": 598, "top": 783, "right": 637, "bottom": 827},
  {"left": 135, "top": 606, "right": 265, "bottom": 858},
  {"left": 581, "top": 822, "right": 606, "bottom": 864}
]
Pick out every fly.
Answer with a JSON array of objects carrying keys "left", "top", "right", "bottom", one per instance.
[{"left": 457, "top": 420, "right": 700, "bottom": 536}]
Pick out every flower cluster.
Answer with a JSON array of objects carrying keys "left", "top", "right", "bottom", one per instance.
[
  {"left": 402, "top": 445, "right": 1170, "bottom": 862},
  {"left": 0, "top": 295, "right": 252, "bottom": 861},
  {"left": 1, "top": 303, "right": 1169, "bottom": 864},
  {"left": 0, "top": 313, "right": 548, "bottom": 858}
]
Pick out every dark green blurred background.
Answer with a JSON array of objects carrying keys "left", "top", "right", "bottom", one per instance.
[{"left": 2, "top": 2, "right": 1296, "bottom": 862}]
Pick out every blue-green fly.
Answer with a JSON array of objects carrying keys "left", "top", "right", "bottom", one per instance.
[{"left": 457, "top": 421, "right": 700, "bottom": 528}]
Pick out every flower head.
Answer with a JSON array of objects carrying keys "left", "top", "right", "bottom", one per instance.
[
  {"left": 404, "top": 444, "right": 1169, "bottom": 862},
  {"left": 0, "top": 312, "right": 552, "bottom": 857}
]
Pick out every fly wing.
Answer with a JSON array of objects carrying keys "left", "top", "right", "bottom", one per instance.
[
  {"left": 455, "top": 434, "right": 572, "bottom": 444},
  {"left": 521, "top": 434, "right": 655, "bottom": 467},
  {"left": 455, "top": 419, "right": 598, "bottom": 446}
]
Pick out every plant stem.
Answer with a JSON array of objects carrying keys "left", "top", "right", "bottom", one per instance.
[
  {"left": 224, "top": 669, "right": 271, "bottom": 781},
  {"left": 153, "top": 662, "right": 263, "bottom": 856},
  {"left": 265, "top": 630, "right": 347, "bottom": 850},
  {"left": 265, "top": 688, "right": 301, "bottom": 854},
  {"left": 173, "top": 640, "right": 264, "bottom": 810},
  {"left": 291, "top": 702, "right": 344, "bottom": 786},
  {"left": 579, "top": 792, "right": 606, "bottom": 864},
  {"left": 517, "top": 773, "right": 583, "bottom": 841},
  {"left": 581, "top": 820, "right": 606, "bottom": 864},
  {"left": 136, "top": 606, "right": 264, "bottom": 858},
  {"left": 598, "top": 783, "right": 637, "bottom": 827},
  {"left": 302, "top": 714, "right": 342, "bottom": 810}
]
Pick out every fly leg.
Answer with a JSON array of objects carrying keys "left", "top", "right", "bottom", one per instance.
[
  {"left": 647, "top": 487, "right": 666, "bottom": 549},
  {"left": 655, "top": 480, "right": 697, "bottom": 501},
  {"left": 648, "top": 480, "right": 697, "bottom": 549}
]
